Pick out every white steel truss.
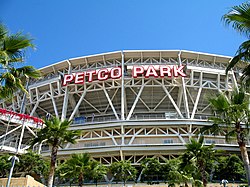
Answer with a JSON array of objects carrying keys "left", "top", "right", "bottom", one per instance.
[{"left": 0, "top": 50, "right": 243, "bottom": 164}]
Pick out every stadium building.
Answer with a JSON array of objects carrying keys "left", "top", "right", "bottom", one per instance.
[{"left": 0, "top": 50, "right": 245, "bottom": 165}]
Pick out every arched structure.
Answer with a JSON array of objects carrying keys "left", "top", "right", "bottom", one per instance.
[{"left": 0, "top": 50, "right": 245, "bottom": 164}]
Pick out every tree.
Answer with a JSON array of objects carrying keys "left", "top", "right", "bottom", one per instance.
[
  {"left": 165, "top": 158, "right": 202, "bottom": 187},
  {"left": 140, "top": 157, "right": 161, "bottom": 184},
  {"left": 202, "top": 89, "right": 250, "bottom": 186},
  {"left": 0, "top": 154, "right": 11, "bottom": 177},
  {"left": 0, "top": 24, "right": 41, "bottom": 99},
  {"left": 181, "top": 136, "right": 217, "bottom": 187},
  {"left": 110, "top": 160, "right": 137, "bottom": 186},
  {"left": 88, "top": 161, "right": 107, "bottom": 187},
  {"left": 213, "top": 155, "right": 246, "bottom": 182},
  {"left": 58, "top": 153, "right": 92, "bottom": 187},
  {"left": 31, "top": 117, "right": 80, "bottom": 187},
  {"left": 222, "top": 2, "right": 250, "bottom": 85},
  {"left": 14, "top": 151, "right": 49, "bottom": 182}
]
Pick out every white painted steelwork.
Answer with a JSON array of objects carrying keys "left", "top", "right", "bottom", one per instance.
[{"left": 0, "top": 50, "right": 246, "bottom": 163}]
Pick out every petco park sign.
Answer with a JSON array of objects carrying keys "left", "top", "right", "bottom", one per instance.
[{"left": 62, "top": 65, "right": 186, "bottom": 86}]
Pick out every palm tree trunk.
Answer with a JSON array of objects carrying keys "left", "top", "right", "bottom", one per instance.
[
  {"left": 201, "top": 168, "right": 208, "bottom": 187},
  {"left": 78, "top": 173, "right": 83, "bottom": 187},
  {"left": 198, "top": 160, "right": 207, "bottom": 187},
  {"left": 184, "top": 182, "right": 188, "bottom": 187},
  {"left": 47, "top": 145, "right": 58, "bottom": 187},
  {"left": 236, "top": 123, "right": 250, "bottom": 186},
  {"left": 239, "top": 144, "right": 250, "bottom": 186}
]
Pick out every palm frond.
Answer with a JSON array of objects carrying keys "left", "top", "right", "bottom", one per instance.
[
  {"left": 225, "top": 130, "right": 237, "bottom": 142},
  {"left": 223, "top": 2, "right": 250, "bottom": 37},
  {"left": 0, "top": 24, "right": 7, "bottom": 41},
  {"left": 209, "top": 94, "right": 230, "bottom": 112},
  {"left": 11, "top": 66, "right": 41, "bottom": 79}
]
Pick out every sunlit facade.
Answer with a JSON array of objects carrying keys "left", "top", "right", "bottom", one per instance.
[{"left": 0, "top": 50, "right": 245, "bottom": 164}]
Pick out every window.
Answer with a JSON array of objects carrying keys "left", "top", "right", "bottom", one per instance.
[{"left": 164, "top": 139, "right": 173, "bottom": 144}]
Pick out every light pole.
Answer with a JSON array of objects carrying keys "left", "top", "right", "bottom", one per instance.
[
  {"left": 6, "top": 82, "right": 27, "bottom": 187},
  {"left": 6, "top": 156, "right": 19, "bottom": 187}
]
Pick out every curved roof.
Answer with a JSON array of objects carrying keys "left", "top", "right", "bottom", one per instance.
[{"left": 39, "top": 50, "right": 234, "bottom": 76}]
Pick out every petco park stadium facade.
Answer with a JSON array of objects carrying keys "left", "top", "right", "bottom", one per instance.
[{"left": 0, "top": 50, "right": 245, "bottom": 164}]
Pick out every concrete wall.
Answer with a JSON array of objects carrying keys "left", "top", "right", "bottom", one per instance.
[{"left": 0, "top": 175, "right": 45, "bottom": 187}]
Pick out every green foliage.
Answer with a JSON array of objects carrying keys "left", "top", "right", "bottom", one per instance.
[
  {"left": 0, "top": 152, "right": 48, "bottom": 182},
  {"left": 140, "top": 157, "right": 161, "bottom": 183},
  {"left": 165, "top": 158, "right": 202, "bottom": 187},
  {"left": 110, "top": 160, "right": 137, "bottom": 185},
  {"left": 222, "top": 2, "right": 250, "bottom": 84},
  {"left": 58, "top": 153, "right": 107, "bottom": 186},
  {"left": 88, "top": 161, "right": 107, "bottom": 185},
  {"left": 0, "top": 154, "right": 11, "bottom": 177},
  {"left": 203, "top": 88, "right": 250, "bottom": 185},
  {"left": 31, "top": 117, "right": 81, "bottom": 148},
  {"left": 202, "top": 89, "right": 250, "bottom": 143},
  {"left": 15, "top": 151, "right": 49, "bottom": 180},
  {"left": 223, "top": 2, "right": 250, "bottom": 39},
  {"left": 213, "top": 155, "right": 246, "bottom": 182},
  {"left": 180, "top": 136, "right": 217, "bottom": 187},
  {"left": 58, "top": 153, "right": 91, "bottom": 186},
  {"left": 31, "top": 117, "right": 81, "bottom": 187},
  {"left": 0, "top": 23, "right": 41, "bottom": 99}
]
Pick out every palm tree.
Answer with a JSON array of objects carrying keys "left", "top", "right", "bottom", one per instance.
[
  {"left": 202, "top": 89, "right": 250, "bottom": 186},
  {"left": 166, "top": 158, "right": 202, "bottom": 187},
  {"left": 89, "top": 161, "right": 107, "bottom": 187},
  {"left": 222, "top": 2, "right": 250, "bottom": 84},
  {"left": 31, "top": 116, "right": 80, "bottom": 187},
  {"left": 140, "top": 158, "right": 161, "bottom": 184},
  {"left": 110, "top": 160, "right": 137, "bottom": 187},
  {"left": 0, "top": 24, "right": 41, "bottom": 99},
  {"left": 181, "top": 136, "right": 216, "bottom": 187},
  {"left": 59, "top": 153, "right": 92, "bottom": 187},
  {"left": 15, "top": 151, "right": 49, "bottom": 181},
  {"left": 0, "top": 154, "right": 11, "bottom": 177},
  {"left": 213, "top": 154, "right": 246, "bottom": 182}
]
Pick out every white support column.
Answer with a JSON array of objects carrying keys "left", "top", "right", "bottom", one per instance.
[
  {"left": 57, "top": 79, "right": 61, "bottom": 95},
  {"left": 191, "top": 87, "right": 202, "bottom": 119},
  {"left": 124, "top": 88, "right": 128, "bottom": 117},
  {"left": 169, "top": 128, "right": 186, "bottom": 144},
  {"left": 153, "top": 95, "right": 167, "bottom": 111},
  {"left": 126, "top": 85, "right": 145, "bottom": 120},
  {"left": 30, "top": 101, "right": 39, "bottom": 116},
  {"left": 217, "top": 73, "right": 220, "bottom": 90},
  {"left": 103, "top": 130, "right": 118, "bottom": 145},
  {"left": 129, "top": 87, "right": 150, "bottom": 111},
  {"left": 50, "top": 84, "right": 59, "bottom": 118},
  {"left": 178, "top": 51, "right": 190, "bottom": 118},
  {"left": 83, "top": 98, "right": 101, "bottom": 114},
  {"left": 190, "top": 70, "right": 194, "bottom": 86},
  {"left": 177, "top": 87, "right": 183, "bottom": 108},
  {"left": 161, "top": 84, "right": 184, "bottom": 119},
  {"left": 69, "top": 90, "right": 87, "bottom": 121},
  {"left": 231, "top": 70, "right": 239, "bottom": 92},
  {"left": 61, "top": 60, "right": 72, "bottom": 120},
  {"left": 104, "top": 88, "right": 119, "bottom": 113},
  {"left": 0, "top": 126, "right": 22, "bottom": 139},
  {"left": 121, "top": 51, "right": 126, "bottom": 148},
  {"left": 121, "top": 51, "right": 125, "bottom": 120},
  {"left": 103, "top": 88, "right": 119, "bottom": 120},
  {"left": 69, "top": 94, "right": 80, "bottom": 117},
  {"left": 225, "top": 73, "right": 229, "bottom": 91},
  {"left": 128, "top": 128, "right": 144, "bottom": 145},
  {"left": 26, "top": 125, "right": 37, "bottom": 137},
  {"left": 17, "top": 121, "right": 26, "bottom": 153},
  {"left": 120, "top": 149, "right": 124, "bottom": 160}
]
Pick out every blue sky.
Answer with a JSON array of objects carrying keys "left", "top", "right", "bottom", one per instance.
[{"left": 0, "top": 0, "right": 246, "bottom": 68}]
